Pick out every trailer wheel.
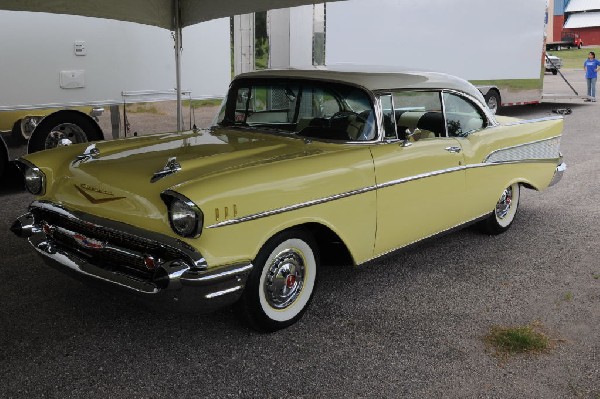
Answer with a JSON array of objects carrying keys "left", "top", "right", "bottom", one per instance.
[
  {"left": 484, "top": 90, "right": 501, "bottom": 115},
  {"left": 28, "top": 111, "right": 103, "bottom": 154}
]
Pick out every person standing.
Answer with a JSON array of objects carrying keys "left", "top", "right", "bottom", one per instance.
[{"left": 584, "top": 51, "right": 600, "bottom": 102}]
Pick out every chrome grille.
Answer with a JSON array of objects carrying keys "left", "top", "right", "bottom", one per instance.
[{"left": 31, "top": 207, "right": 177, "bottom": 280}]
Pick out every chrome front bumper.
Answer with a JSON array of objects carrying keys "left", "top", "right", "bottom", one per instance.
[{"left": 12, "top": 203, "right": 253, "bottom": 313}]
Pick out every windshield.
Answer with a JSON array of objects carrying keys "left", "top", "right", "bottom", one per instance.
[{"left": 216, "top": 78, "right": 377, "bottom": 141}]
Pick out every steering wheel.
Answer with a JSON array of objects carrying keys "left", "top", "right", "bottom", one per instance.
[{"left": 329, "top": 110, "right": 367, "bottom": 125}]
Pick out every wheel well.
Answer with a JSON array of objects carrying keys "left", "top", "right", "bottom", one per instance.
[{"left": 285, "top": 223, "right": 354, "bottom": 266}]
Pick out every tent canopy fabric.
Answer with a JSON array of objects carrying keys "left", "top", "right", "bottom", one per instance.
[{"left": 0, "top": 0, "right": 339, "bottom": 30}]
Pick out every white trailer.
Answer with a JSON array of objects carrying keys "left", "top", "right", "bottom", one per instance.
[
  {"left": 245, "top": 0, "right": 580, "bottom": 114},
  {"left": 0, "top": 10, "right": 231, "bottom": 175}
]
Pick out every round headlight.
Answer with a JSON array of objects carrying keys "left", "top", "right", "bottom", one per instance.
[
  {"left": 24, "top": 167, "right": 45, "bottom": 195},
  {"left": 169, "top": 198, "right": 202, "bottom": 237}
]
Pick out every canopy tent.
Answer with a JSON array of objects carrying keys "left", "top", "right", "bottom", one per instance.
[
  {"left": 0, "top": 0, "right": 343, "bottom": 130},
  {"left": 0, "top": 0, "right": 336, "bottom": 29}
]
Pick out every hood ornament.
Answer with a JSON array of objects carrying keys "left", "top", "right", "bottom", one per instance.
[
  {"left": 72, "top": 144, "right": 100, "bottom": 166},
  {"left": 151, "top": 157, "right": 182, "bottom": 183}
]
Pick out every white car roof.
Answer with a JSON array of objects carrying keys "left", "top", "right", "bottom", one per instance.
[{"left": 235, "top": 65, "right": 487, "bottom": 105}]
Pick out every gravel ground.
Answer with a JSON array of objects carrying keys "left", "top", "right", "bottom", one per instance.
[{"left": 0, "top": 71, "right": 598, "bottom": 398}]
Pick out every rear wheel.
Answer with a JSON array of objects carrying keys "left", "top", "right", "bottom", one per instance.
[
  {"left": 479, "top": 183, "right": 521, "bottom": 235},
  {"left": 552, "top": 69, "right": 558, "bottom": 75},
  {"left": 27, "top": 111, "right": 103, "bottom": 153},
  {"left": 236, "top": 229, "right": 319, "bottom": 332}
]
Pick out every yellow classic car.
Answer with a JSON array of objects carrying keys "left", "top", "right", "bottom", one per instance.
[{"left": 11, "top": 67, "right": 565, "bottom": 331}]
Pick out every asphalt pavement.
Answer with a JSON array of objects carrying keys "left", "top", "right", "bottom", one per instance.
[{"left": 0, "top": 71, "right": 598, "bottom": 398}]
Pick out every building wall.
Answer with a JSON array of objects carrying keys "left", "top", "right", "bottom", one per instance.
[
  {"left": 553, "top": 15, "right": 565, "bottom": 39},
  {"left": 565, "top": 27, "right": 600, "bottom": 45}
]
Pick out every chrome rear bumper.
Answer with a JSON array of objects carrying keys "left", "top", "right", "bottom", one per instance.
[
  {"left": 549, "top": 161, "right": 566, "bottom": 187},
  {"left": 12, "top": 204, "right": 253, "bottom": 313}
]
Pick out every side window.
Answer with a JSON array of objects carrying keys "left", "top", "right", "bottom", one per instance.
[
  {"left": 443, "top": 92, "right": 485, "bottom": 137},
  {"left": 393, "top": 91, "right": 444, "bottom": 139}
]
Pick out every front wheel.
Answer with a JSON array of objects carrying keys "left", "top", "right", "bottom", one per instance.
[
  {"left": 479, "top": 183, "right": 521, "bottom": 235},
  {"left": 236, "top": 229, "right": 319, "bottom": 332}
]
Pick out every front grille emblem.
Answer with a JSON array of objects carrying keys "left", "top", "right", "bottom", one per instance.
[{"left": 75, "top": 185, "right": 125, "bottom": 204}]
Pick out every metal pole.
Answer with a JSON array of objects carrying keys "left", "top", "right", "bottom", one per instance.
[{"left": 174, "top": 0, "right": 183, "bottom": 132}]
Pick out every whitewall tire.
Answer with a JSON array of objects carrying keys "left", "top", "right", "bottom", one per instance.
[
  {"left": 479, "top": 183, "right": 521, "bottom": 235},
  {"left": 236, "top": 229, "right": 318, "bottom": 332}
]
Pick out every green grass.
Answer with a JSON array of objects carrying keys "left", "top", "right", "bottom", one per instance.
[
  {"left": 485, "top": 324, "right": 550, "bottom": 355},
  {"left": 547, "top": 46, "right": 600, "bottom": 69},
  {"left": 125, "top": 104, "right": 162, "bottom": 114},
  {"left": 593, "top": 274, "right": 600, "bottom": 280},
  {"left": 182, "top": 99, "right": 223, "bottom": 109},
  {"left": 563, "top": 291, "right": 574, "bottom": 301}
]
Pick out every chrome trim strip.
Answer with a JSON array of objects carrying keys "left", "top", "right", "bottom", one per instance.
[
  {"left": 376, "top": 166, "right": 464, "bottom": 190},
  {"left": 361, "top": 212, "right": 491, "bottom": 265},
  {"left": 206, "top": 136, "right": 560, "bottom": 229},
  {"left": 193, "top": 264, "right": 253, "bottom": 282},
  {"left": 207, "top": 185, "right": 377, "bottom": 228},
  {"left": 205, "top": 286, "right": 244, "bottom": 299}
]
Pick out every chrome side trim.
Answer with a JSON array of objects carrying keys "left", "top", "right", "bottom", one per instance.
[
  {"left": 361, "top": 212, "right": 491, "bottom": 265},
  {"left": 376, "top": 166, "right": 464, "bottom": 190},
  {"left": 206, "top": 136, "right": 561, "bottom": 229},
  {"left": 205, "top": 286, "right": 244, "bottom": 299},
  {"left": 207, "top": 185, "right": 377, "bottom": 228}
]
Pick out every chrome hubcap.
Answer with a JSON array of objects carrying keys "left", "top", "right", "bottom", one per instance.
[
  {"left": 495, "top": 187, "right": 513, "bottom": 219},
  {"left": 264, "top": 249, "right": 305, "bottom": 309},
  {"left": 45, "top": 123, "right": 88, "bottom": 149}
]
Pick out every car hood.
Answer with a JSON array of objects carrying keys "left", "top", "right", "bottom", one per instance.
[{"left": 42, "top": 128, "right": 343, "bottom": 232}]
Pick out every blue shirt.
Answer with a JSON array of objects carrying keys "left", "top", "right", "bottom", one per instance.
[{"left": 584, "top": 59, "right": 600, "bottom": 79}]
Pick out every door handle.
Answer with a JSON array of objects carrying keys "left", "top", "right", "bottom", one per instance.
[{"left": 445, "top": 146, "right": 461, "bottom": 153}]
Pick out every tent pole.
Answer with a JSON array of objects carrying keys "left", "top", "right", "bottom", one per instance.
[{"left": 174, "top": 0, "right": 183, "bottom": 132}]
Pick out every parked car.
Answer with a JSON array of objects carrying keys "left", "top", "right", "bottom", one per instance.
[
  {"left": 545, "top": 54, "right": 563, "bottom": 75},
  {"left": 11, "top": 67, "right": 566, "bottom": 331}
]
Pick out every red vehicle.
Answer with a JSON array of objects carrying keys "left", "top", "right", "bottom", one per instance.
[{"left": 547, "top": 32, "right": 583, "bottom": 50}]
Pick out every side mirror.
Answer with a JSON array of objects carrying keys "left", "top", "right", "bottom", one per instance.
[{"left": 401, "top": 128, "right": 420, "bottom": 147}]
